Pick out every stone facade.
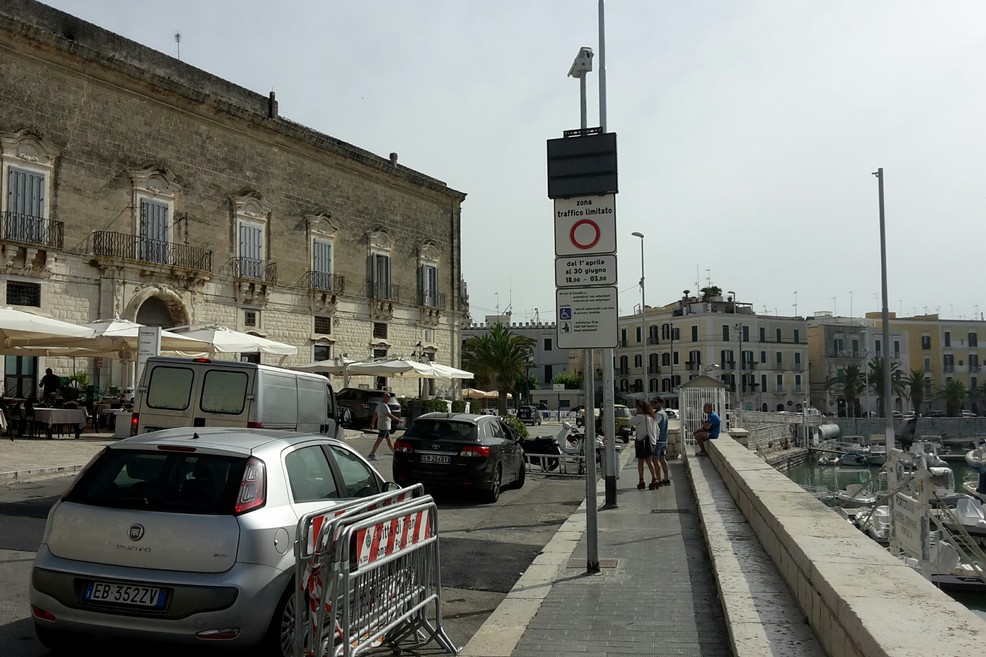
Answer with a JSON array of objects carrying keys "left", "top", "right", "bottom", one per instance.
[{"left": 0, "top": 0, "right": 466, "bottom": 398}]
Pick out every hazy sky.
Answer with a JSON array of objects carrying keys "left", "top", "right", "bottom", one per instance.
[{"left": 38, "top": 1, "right": 986, "bottom": 324}]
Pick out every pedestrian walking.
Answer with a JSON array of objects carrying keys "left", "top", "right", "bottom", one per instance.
[
  {"left": 652, "top": 396, "right": 670, "bottom": 486},
  {"left": 631, "top": 399, "right": 659, "bottom": 489},
  {"left": 693, "top": 402, "right": 721, "bottom": 456},
  {"left": 368, "top": 391, "right": 400, "bottom": 460}
]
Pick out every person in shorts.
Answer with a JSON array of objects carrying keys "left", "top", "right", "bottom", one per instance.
[
  {"left": 631, "top": 399, "right": 659, "bottom": 489},
  {"left": 368, "top": 392, "right": 400, "bottom": 460},
  {"left": 693, "top": 402, "right": 721, "bottom": 456},
  {"left": 650, "top": 396, "right": 670, "bottom": 485}
]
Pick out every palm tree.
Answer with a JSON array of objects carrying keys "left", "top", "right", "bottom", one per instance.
[
  {"left": 825, "top": 364, "right": 866, "bottom": 417},
  {"left": 865, "top": 357, "right": 903, "bottom": 416},
  {"left": 935, "top": 379, "right": 969, "bottom": 417},
  {"left": 903, "top": 369, "right": 926, "bottom": 414},
  {"left": 462, "top": 324, "right": 535, "bottom": 415}
]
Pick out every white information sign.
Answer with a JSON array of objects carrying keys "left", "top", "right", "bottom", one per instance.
[
  {"left": 553, "top": 194, "right": 617, "bottom": 256},
  {"left": 892, "top": 492, "right": 926, "bottom": 559},
  {"left": 555, "top": 254, "right": 617, "bottom": 288},
  {"left": 555, "top": 286, "right": 619, "bottom": 349}
]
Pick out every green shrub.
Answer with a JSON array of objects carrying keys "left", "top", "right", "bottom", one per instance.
[
  {"left": 451, "top": 400, "right": 467, "bottom": 413},
  {"left": 422, "top": 399, "right": 450, "bottom": 414},
  {"left": 501, "top": 414, "right": 529, "bottom": 439}
]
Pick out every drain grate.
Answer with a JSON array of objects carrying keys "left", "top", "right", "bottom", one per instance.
[
  {"left": 567, "top": 558, "right": 619, "bottom": 569},
  {"left": 652, "top": 508, "right": 691, "bottom": 514}
]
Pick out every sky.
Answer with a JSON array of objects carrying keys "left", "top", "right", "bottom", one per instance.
[{"left": 37, "top": 0, "right": 986, "bottom": 324}]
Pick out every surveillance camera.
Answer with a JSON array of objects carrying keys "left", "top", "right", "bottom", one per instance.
[{"left": 568, "top": 46, "right": 594, "bottom": 78}]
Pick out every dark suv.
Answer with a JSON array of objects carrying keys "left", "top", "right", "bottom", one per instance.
[
  {"left": 517, "top": 405, "right": 542, "bottom": 425},
  {"left": 336, "top": 388, "right": 402, "bottom": 430}
]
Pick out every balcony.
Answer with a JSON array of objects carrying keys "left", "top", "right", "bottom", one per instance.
[
  {"left": 306, "top": 271, "right": 345, "bottom": 293},
  {"left": 647, "top": 336, "right": 659, "bottom": 345},
  {"left": 93, "top": 230, "right": 212, "bottom": 274},
  {"left": 616, "top": 367, "right": 630, "bottom": 375},
  {"left": 368, "top": 281, "right": 400, "bottom": 302},
  {"left": 419, "top": 290, "right": 447, "bottom": 309},
  {"left": 1, "top": 211, "right": 64, "bottom": 249},
  {"left": 229, "top": 256, "right": 276, "bottom": 283}
]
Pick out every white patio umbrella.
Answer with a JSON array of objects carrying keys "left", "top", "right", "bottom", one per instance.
[
  {"left": 345, "top": 358, "right": 440, "bottom": 378},
  {"left": 10, "top": 317, "right": 210, "bottom": 359},
  {"left": 462, "top": 387, "right": 494, "bottom": 400},
  {"left": 7, "top": 318, "right": 214, "bottom": 386},
  {"left": 172, "top": 325, "right": 298, "bottom": 356},
  {"left": 291, "top": 356, "right": 359, "bottom": 375},
  {"left": 0, "top": 306, "right": 95, "bottom": 350}
]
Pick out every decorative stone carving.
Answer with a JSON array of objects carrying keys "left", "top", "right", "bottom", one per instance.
[
  {"left": 419, "top": 240, "right": 441, "bottom": 263},
  {"left": 369, "top": 299, "right": 394, "bottom": 321},
  {"left": 367, "top": 229, "right": 394, "bottom": 253},
  {"left": 420, "top": 307, "right": 441, "bottom": 327},
  {"left": 236, "top": 281, "right": 270, "bottom": 306},
  {"left": 309, "top": 291, "right": 338, "bottom": 313}
]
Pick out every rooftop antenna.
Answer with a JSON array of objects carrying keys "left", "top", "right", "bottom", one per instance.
[
  {"left": 793, "top": 291, "right": 798, "bottom": 316},
  {"left": 174, "top": 32, "right": 181, "bottom": 60},
  {"left": 533, "top": 307, "right": 540, "bottom": 323}
]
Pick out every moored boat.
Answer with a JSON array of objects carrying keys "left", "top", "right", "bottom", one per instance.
[{"left": 965, "top": 444, "right": 986, "bottom": 470}]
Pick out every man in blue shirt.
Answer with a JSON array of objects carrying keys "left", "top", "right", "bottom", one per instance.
[{"left": 693, "top": 403, "right": 721, "bottom": 457}]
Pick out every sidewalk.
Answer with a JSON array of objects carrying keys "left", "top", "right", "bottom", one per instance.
[
  {"left": 0, "top": 431, "right": 114, "bottom": 484},
  {"left": 461, "top": 450, "right": 733, "bottom": 657}
]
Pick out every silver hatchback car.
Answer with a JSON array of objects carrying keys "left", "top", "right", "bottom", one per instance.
[{"left": 29, "top": 427, "right": 394, "bottom": 656}]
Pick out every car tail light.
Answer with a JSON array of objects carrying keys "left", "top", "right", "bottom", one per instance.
[
  {"left": 394, "top": 439, "right": 413, "bottom": 454},
  {"left": 31, "top": 605, "right": 56, "bottom": 622},
  {"left": 235, "top": 457, "right": 266, "bottom": 514},
  {"left": 129, "top": 413, "right": 139, "bottom": 436},
  {"left": 460, "top": 445, "right": 490, "bottom": 458},
  {"left": 247, "top": 421, "right": 263, "bottom": 428}
]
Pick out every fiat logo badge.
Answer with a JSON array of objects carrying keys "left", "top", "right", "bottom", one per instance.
[{"left": 128, "top": 524, "right": 145, "bottom": 542}]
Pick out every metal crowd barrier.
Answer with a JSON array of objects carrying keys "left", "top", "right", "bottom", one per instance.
[{"left": 294, "top": 485, "right": 458, "bottom": 657}]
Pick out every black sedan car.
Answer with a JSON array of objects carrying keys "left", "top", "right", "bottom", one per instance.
[{"left": 392, "top": 412, "right": 526, "bottom": 503}]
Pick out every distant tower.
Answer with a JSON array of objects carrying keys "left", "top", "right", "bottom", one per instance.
[{"left": 175, "top": 32, "right": 181, "bottom": 60}]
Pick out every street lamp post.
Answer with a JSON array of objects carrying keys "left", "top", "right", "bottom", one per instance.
[{"left": 632, "top": 232, "right": 645, "bottom": 398}]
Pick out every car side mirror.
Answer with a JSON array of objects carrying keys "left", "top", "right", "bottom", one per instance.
[{"left": 340, "top": 407, "right": 352, "bottom": 428}]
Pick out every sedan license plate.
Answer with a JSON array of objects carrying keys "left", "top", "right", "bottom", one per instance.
[
  {"left": 84, "top": 580, "right": 167, "bottom": 609},
  {"left": 421, "top": 454, "right": 450, "bottom": 464}
]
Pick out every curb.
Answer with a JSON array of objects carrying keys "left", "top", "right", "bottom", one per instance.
[{"left": 0, "top": 463, "right": 84, "bottom": 484}]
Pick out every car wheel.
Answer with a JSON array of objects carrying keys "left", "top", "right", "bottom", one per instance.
[
  {"left": 483, "top": 463, "right": 502, "bottom": 503},
  {"left": 261, "top": 584, "right": 297, "bottom": 657},
  {"left": 35, "top": 625, "right": 91, "bottom": 652}
]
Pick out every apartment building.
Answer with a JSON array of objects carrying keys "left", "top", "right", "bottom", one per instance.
[
  {"left": 0, "top": 1, "right": 466, "bottom": 398},
  {"left": 615, "top": 292, "right": 809, "bottom": 412}
]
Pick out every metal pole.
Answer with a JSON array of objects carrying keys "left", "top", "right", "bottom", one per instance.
[
  {"left": 640, "top": 238, "right": 646, "bottom": 397},
  {"left": 584, "top": 348, "right": 599, "bottom": 572},
  {"left": 875, "top": 167, "right": 894, "bottom": 452}
]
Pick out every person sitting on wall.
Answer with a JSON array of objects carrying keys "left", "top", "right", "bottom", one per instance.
[{"left": 693, "top": 403, "right": 721, "bottom": 457}]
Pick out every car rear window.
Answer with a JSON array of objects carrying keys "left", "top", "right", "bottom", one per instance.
[
  {"left": 201, "top": 370, "right": 248, "bottom": 414},
  {"left": 65, "top": 449, "right": 246, "bottom": 514},
  {"left": 145, "top": 366, "right": 194, "bottom": 410},
  {"left": 405, "top": 419, "right": 477, "bottom": 440}
]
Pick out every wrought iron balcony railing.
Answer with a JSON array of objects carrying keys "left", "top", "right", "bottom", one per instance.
[
  {"left": 306, "top": 271, "right": 345, "bottom": 293},
  {"left": 231, "top": 256, "right": 276, "bottom": 283},
  {"left": 368, "top": 281, "right": 400, "bottom": 302},
  {"left": 93, "top": 231, "right": 212, "bottom": 272},
  {"left": 1, "top": 211, "right": 64, "bottom": 249},
  {"left": 419, "top": 290, "right": 447, "bottom": 309}
]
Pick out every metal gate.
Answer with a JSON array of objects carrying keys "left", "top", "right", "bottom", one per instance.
[{"left": 295, "top": 485, "right": 458, "bottom": 657}]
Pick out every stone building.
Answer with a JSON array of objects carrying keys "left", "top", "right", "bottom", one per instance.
[
  {"left": 0, "top": 0, "right": 466, "bottom": 398},
  {"left": 615, "top": 292, "right": 810, "bottom": 412}
]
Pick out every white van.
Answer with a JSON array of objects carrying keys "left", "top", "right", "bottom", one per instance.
[{"left": 131, "top": 357, "right": 347, "bottom": 437}]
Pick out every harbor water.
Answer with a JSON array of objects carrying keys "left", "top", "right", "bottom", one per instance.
[{"left": 782, "top": 456, "right": 986, "bottom": 621}]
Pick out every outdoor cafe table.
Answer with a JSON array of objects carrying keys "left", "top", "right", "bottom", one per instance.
[{"left": 32, "top": 407, "right": 87, "bottom": 439}]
